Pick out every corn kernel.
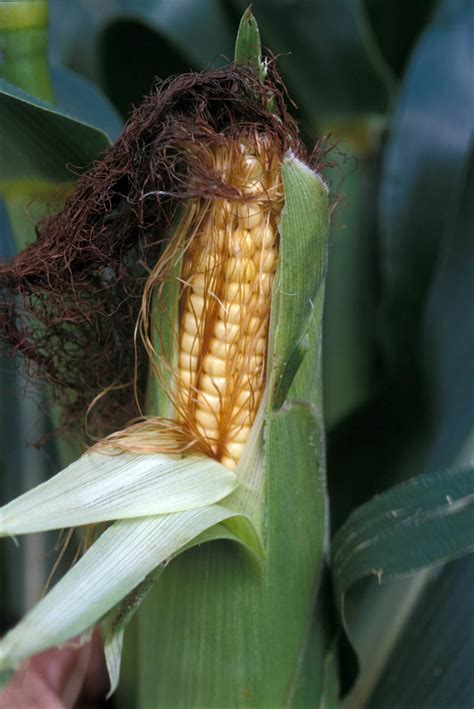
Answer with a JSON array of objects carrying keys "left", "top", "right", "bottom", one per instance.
[{"left": 202, "top": 353, "right": 227, "bottom": 377}]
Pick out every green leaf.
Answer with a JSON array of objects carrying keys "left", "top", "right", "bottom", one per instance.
[
  {"left": 102, "top": 564, "right": 166, "bottom": 698},
  {"left": 0, "top": 451, "right": 237, "bottom": 536},
  {"left": 102, "top": 520, "right": 258, "bottom": 697},
  {"left": 332, "top": 465, "right": 474, "bottom": 703},
  {"left": 379, "top": 0, "right": 474, "bottom": 369},
  {"left": 420, "top": 148, "right": 474, "bottom": 471},
  {"left": 0, "top": 504, "right": 244, "bottom": 671},
  {"left": 332, "top": 466, "right": 474, "bottom": 617},
  {"left": 322, "top": 131, "right": 379, "bottom": 426},
  {"left": 134, "top": 403, "right": 328, "bottom": 707},
  {"left": 0, "top": 70, "right": 119, "bottom": 187},
  {"left": 231, "top": 0, "right": 394, "bottom": 122},
  {"left": 0, "top": 0, "right": 52, "bottom": 102},
  {"left": 269, "top": 155, "right": 328, "bottom": 408},
  {"left": 365, "top": 0, "right": 437, "bottom": 76},
  {"left": 234, "top": 6, "right": 265, "bottom": 81},
  {"left": 290, "top": 570, "right": 340, "bottom": 708},
  {"left": 365, "top": 555, "right": 474, "bottom": 708},
  {"left": 88, "top": 0, "right": 235, "bottom": 116}
]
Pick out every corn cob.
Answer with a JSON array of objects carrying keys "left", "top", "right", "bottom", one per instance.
[{"left": 177, "top": 137, "right": 283, "bottom": 468}]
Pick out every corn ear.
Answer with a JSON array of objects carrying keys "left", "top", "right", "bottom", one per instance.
[{"left": 121, "top": 152, "right": 329, "bottom": 707}]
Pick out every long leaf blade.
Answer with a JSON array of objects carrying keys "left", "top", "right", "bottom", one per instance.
[
  {"left": 0, "top": 505, "right": 239, "bottom": 671},
  {"left": 332, "top": 466, "right": 474, "bottom": 616},
  {"left": 0, "top": 451, "right": 237, "bottom": 536}
]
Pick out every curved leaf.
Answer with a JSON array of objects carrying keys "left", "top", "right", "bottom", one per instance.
[
  {"left": 420, "top": 148, "right": 474, "bottom": 471},
  {"left": 269, "top": 155, "right": 328, "bottom": 408},
  {"left": 91, "top": 0, "right": 235, "bottom": 115},
  {"left": 0, "top": 505, "right": 244, "bottom": 671},
  {"left": 234, "top": 6, "right": 265, "bottom": 81},
  {"left": 231, "top": 0, "right": 394, "bottom": 121},
  {"left": 366, "top": 555, "right": 474, "bottom": 708},
  {"left": 332, "top": 466, "right": 474, "bottom": 618},
  {"left": 0, "top": 66, "right": 121, "bottom": 187},
  {"left": 0, "top": 451, "right": 238, "bottom": 536},
  {"left": 379, "top": 0, "right": 474, "bottom": 367}
]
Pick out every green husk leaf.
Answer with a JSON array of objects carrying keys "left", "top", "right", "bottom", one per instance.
[
  {"left": 102, "top": 519, "right": 260, "bottom": 697},
  {"left": 269, "top": 154, "right": 328, "bottom": 408},
  {"left": 0, "top": 451, "right": 237, "bottom": 536},
  {"left": 234, "top": 6, "right": 266, "bottom": 82},
  {"left": 0, "top": 504, "right": 250, "bottom": 671}
]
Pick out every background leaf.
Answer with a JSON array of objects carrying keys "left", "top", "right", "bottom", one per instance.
[
  {"left": 0, "top": 68, "right": 120, "bottom": 188},
  {"left": 365, "top": 555, "right": 474, "bottom": 708},
  {"left": 378, "top": 0, "right": 474, "bottom": 371}
]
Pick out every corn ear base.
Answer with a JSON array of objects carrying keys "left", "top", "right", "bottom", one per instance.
[{"left": 119, "top": 154, "right": 329, "bottom": 707}]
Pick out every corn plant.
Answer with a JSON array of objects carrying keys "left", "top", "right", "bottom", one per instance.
[{"left": 1, "top": 2, "right": 473, "bottom": 707}]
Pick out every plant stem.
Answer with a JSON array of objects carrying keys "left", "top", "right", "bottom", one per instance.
[{"left": 0, "top": 0, "right": 53, "bottom": 102}]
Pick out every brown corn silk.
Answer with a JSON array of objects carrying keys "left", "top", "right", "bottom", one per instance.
[{"left": 0, "top": 63, "right": 311, "bottom": 448}]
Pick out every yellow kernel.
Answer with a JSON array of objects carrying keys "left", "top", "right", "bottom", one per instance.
[
  {"left": 212, "top": 227, "right": 226, "bottom": 250},
  {"left": 179, "top": 351, "right": 198, "bottom": 371},
  {"left": 243, "top": 180, "right": 265, "bottom": 196},
  {"left": 190, "top": 273, "right": 206, "bottom": 295},
  {"left": 189, "top": 293, "right": 205, "bottom": 316},
  {"left": 181, "top": 331, "right": 201, "bottom": 356},
  {"left": 225, "top": 302, "right": 244, "bottom": 324},
  {"left": 226, "top": 257, "right": 257, "bottom": 282},
  {"left": 238, "top": 203, "right": 263, "bottom": 229},
  {"left": 255, "top": 336, "right": 266, "bottom": 355},
  {"left": 225, "top": 441, "right": 246, "bottom": 459},
  {"left": 234, "top": 388, "right": 254, "bottom": 407},
  {"left": 231, "top": 406, "right": 254, "bottom": 426},
  {"left": 224, "top": 281, "right": 250, "bottom": 303},
  {"left": 257, "top": 272, "right": 274, "bottom": 295},
  {"left": 196, "top": 391, "right": 221, "bottom": 413},
  {"left": 210, "top": 339, "right": 236, "bottom": 359},
  {"left": 214, "top": 319, "right": 240, "bottom": 342},
  {"left": 195, "top": 407, "right": 218, "bottom": 428},
  {"left": 256, "top": 247, "right": 278, "bottom": 272},
  {"left": 202, "top": 353, "right": 227, "bottom": 377},
  {"left": 243, "top": 156, "right": 263, "bottom": 180},
  {"left": 227, "top": 424, "right": 251, "bottom": 443},
  {"left": 220, "top": 456, "right": 237, "bottom": 470},
  {"left": 254, "top": 223, "right": 275, "bottom": 249},
  {"left": 215, "top": 200, "right": 232, "bottom": 228},
  {"left": 197, "top": 427, "right": 219, "bottom": 443},
  {"left": 183, "top": 311, "right": 199, "bottom": 336},
  {"left": 201, "top": 373, "right": 227, "bottom": 395},
  {"left": 195, "top": 426, "right": 218, "bottom": 454},
  {"left": 247, "top": 293, "right": 268, "bottom": 317},
  {"left": 178, "top": 368, "right": 196, "bottom": 388},
  {"left": 228, "top": 229, "right": 255, "bottom": 258},
  {"left": 247, "top": 316, "right": 264, "bottom": 335},
  {"left": 238, "top": 354, "right": 264, "bottom": 373},
  {"left": 203, "top": 252, "right": 219, "bottom": 273}
]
